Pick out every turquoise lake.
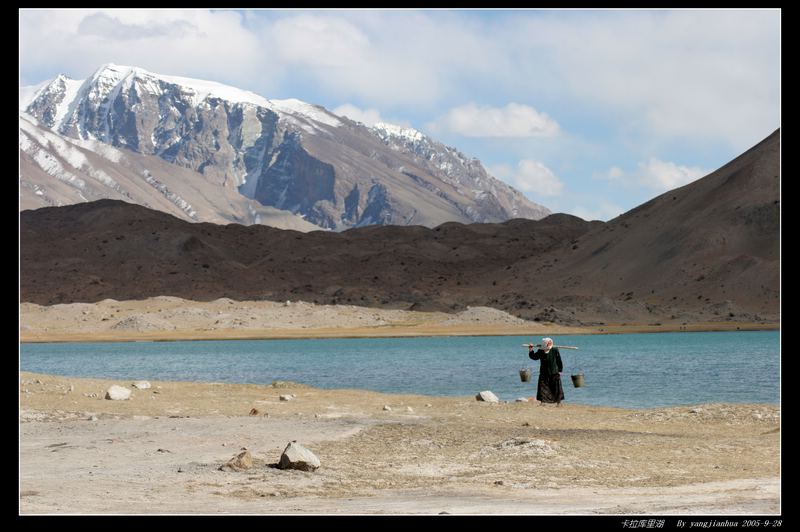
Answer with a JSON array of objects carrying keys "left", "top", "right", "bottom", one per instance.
[{"left": 20, "top": 330, "right": 780, "bottom": 409}]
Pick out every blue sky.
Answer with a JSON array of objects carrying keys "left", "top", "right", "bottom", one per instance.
[{"left": 19, "top": 9, "right": 780, "bottom": 221}]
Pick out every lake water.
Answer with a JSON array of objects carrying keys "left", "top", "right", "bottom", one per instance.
[{"left": 20, "top": 331, "right": 779, "bottom": 409}]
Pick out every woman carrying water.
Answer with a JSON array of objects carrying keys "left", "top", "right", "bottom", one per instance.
[{"left": 529, "top": 337, "right": 564, "bottom": 406}]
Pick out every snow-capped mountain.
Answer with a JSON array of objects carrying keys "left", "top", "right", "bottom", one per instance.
[
  {"left": 19, "top": 113, "right": 321, "bottom": 231},
  {"left": 21, "top": 64, "right": 551, "bottom": 229}
]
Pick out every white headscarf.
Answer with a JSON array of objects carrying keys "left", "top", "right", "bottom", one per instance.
[{"left": 542, "top": 337, "right": 554, "bottom": 352}]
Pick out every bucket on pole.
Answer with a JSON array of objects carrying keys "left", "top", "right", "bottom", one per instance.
[
  {"left": 570, "top": 373, "right": 585, "bottom": 388},
  {"left": 519, "top": 368, "right": 532, "bottom": 382}
]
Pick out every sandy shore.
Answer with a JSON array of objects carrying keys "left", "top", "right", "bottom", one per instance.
[
  {"left": 19, "top": 371, "right": 780, "bottom": 515},
  {"left": 19, "top": 297, "right": 777, "bottom": 343}
]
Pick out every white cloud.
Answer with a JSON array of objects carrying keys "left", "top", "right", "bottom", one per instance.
[
  {"left": 488, "top": 160, "right": 564, "bottom": 197},
  {"left": 20, "top": 9, "right": 272, "bottom": 93},
  {"left": 20, "top": 10, "right": 778, "bottom": 151},
  {"left": 270, "top": 15, "right": 370, "bottom": 68},
  {"left": 636, "top": 159, "right": 707, "bottom": 191},
  {"left": 332, "top": 104, "right": 384, "bottom": 127},
  {"left": 606, "top": 166, "right": 624, "bottom": 180},
  {"left": 429, "top": 103, "right": 560, "bottom": 138},
  {"left": 602, "top": 159, "right": 708, "bottom": 192},
  {"left": 506, "top": 10, "right": 779, "bottom": 150}
]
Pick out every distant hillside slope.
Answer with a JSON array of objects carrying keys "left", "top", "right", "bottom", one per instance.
[{"left": 20, "top": 130, "right": 779, "bottom": 326}]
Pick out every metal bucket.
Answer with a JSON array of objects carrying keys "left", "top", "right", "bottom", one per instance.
[
  {"left": 519, "top": 368, "right": 532, "bottom": 382},
  {"left": 571, "top": 373, "right": 585, "bottom": 388}
]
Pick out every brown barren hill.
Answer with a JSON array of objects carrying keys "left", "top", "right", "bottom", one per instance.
[
  {"left": 20, "top": 130, "right": 779, "bottom": 326},
  {"left": 515, "top": 129, "right": 780, "bottom": 325}
]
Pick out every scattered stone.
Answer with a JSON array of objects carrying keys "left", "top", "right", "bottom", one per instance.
[
  {"left": 515, "top": 397, "right": 529, "bottom": 402},
  {"left": 278, "top": 442, "right": 320, "bottom": 472},
  {"left": 425, "top": 403, "right": 432, "bottom": 408},
  {"left": 88, "top": 415, "right": 98, "bottom": 421},
  {"left": 132, "top": 381, "right": 151, "bottom": 389},
  {"left": 68, "top": 384, "right": 74, "bottom": 393},
  {"left": 383, "top": 405, "right": 392, "bottom": 411},
  {"left": 522, "top": 422, "right": 531, "bottom": 427},
  {"left": 494, "top": 480, "right": 505, "bottom": 486},
  {"left": 476, "top": 391, "right": 500, "bottom": 403},
  {"left": 406, "top": 407, "right": 414, "bottom": 413},
  {"left": 157, "top": 448, "right": 172, "bottom": 453},
  {"left": 249, "top": 408, "right": 261, "bottom": 416},
  {"left": 152, "top": 390, "right": 160, "bottom": 394},
  {"left": 105, "top": 385, "right": 132, "bottom": 401},
  {"left": 219, "top": 450, "right": 253, "bottom": 472},
  {"left": 494, "top": 438, "right": 555, "bottom": 455},
  {"left": 279, "top": 394, "right": 293, "bottom": 402}
]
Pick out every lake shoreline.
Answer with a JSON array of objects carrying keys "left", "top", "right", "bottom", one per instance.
[
  {"left": 20, "top": 296, "right": 778, "bottom": 344},
  {"left": 19, "top": 371, "right": 780, "bottom": 514},
  {"left": 20, "top": 322, "right": 779, "bottom": 344}
]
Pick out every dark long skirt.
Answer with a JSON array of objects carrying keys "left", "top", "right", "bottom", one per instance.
[{"left": 536, "top": 374, "right": 564, "bottom": 403}]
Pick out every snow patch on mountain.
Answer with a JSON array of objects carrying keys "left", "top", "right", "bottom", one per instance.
[
  {"left": 19, "top": 80, "right": 50, "bottom": 110},
  {"left": 271, "top": 99, "right": 342, "bottom": 128},
  {"left": 372, "top": 122, "right": 426, "bottom": 143}
]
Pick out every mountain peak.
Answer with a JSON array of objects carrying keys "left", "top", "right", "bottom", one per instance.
[{"left": 372, "top": 122, "right": 426, "bottom": 143}]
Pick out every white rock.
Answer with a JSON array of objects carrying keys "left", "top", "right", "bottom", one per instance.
[
  {"left": 105, "top": 385, "right": 132, "bottom": 401},
  {"left": 278, "top": 442, "right": 320, "bottom": 472},
  {"left": 132, "top": 381, "right": 151, "bottom": 389},
  {"left": 279, "top": 394, "right": 293, "bottom": 402},
  {"left": 515, "top": 397, "right": 529, "bottom": 402},
  {"left": 425, "top": 403, "right": 432, "bottom": 408},
  {"left": 406, "top": 407, "right": 414, "bottom": 413},
  {"left": 383, "top": 405, "right": 392, "bottom": 411},
  {"left": 476, "top": 391, "right": 500, "bottom": 403}
]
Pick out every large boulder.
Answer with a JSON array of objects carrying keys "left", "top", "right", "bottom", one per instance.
[
  {"left": 105, "top": 385, "right": 132, "bottom": 401},
  {"left": 278, "top": 442, "right": 320, "bottom": 472}
]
